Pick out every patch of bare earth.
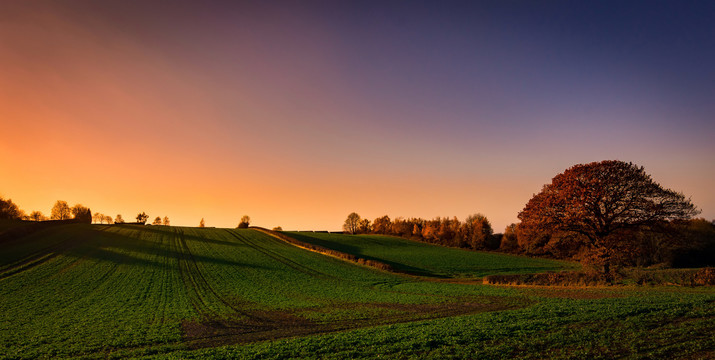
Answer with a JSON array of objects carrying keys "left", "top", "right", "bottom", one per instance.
[{"left": 181, "top": 297, "right": 531, "bottom": 349}]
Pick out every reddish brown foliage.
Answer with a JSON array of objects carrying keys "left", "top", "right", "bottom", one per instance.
[
  {"left": 693, "top": 267, "right": 715, "bottom": 286},
  {"left": 517, "top": 160, "right": 699, "bottom": 274},
  {"left": 483, "top": 271, "right": 610, "bottom": 286},
  {"left": 365, "top": 214, "right": 497, "bottom": 251}
]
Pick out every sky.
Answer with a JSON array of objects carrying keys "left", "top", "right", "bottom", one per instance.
[{"left": 1, "top": 0, "right": 714, "bottom": 231}]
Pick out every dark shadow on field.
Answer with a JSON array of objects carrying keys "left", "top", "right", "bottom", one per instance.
[
  {"left": 286, "top": 232, "right": 449, "bottom": 278},
  {"left": 1, "top": 224, "right": 271, "bottom": 272},
  {"left": 182, "top": 295, "right": 533, "bottom": 349},
  {"left": 116, "top": 224, "right": 241, "bottom": 248}
]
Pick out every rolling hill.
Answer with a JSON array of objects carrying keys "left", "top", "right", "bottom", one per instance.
[{"left": 0, "top": 222, "right": 712, "bottom": 359}]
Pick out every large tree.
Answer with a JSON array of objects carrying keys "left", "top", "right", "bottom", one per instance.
[{"left": 518, "top": 160, "right": 699, "bottom": 275}]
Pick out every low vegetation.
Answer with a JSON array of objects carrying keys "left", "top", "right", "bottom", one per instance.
[
  {"left": 1, "top": 222, "right": 532, "bottom": 358},
  {"left": 285, "top": 231, "right": 577, "bottom": 278},
  {"left": 0, "top": 222, "right": 712, "bottom": 358}
]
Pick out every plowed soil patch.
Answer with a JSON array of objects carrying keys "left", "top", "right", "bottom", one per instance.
[{"left": 182, "top": 297, "right": 530, "bottom": 349}]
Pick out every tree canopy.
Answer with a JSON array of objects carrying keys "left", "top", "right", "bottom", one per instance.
[
  {"left": 518, "top": 160, "right": 699, "bottom": 273},
  {"left": 237, "top": 215, "right": 250, "bottom": 228},
  {"left": 0, "top": 197, "right": 24, "bottom": 219},
  {"left": 51, "top": 200, "right": 72, "bottom": 220},
  {"left": 136, "top": 212, "right": 149, "bottom": 224}
]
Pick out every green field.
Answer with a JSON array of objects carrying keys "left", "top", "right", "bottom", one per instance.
[
  {"left": 0, "top": 223, "right": 713, "bottom": 359},
  {"left": 286, "top": 231, "right": 578, "bottom": 277}
]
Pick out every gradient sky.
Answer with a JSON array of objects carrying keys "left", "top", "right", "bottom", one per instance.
[{"left": 1, "top": 1, "right": 714, "bottom": 231}]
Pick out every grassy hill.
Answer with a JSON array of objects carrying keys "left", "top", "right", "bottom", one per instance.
[
  {"left": 285, "top": 232, "right": 578, "bottom": 278},
  {"left": 0, "top": 222, "right": 712, "bottom": 359}
]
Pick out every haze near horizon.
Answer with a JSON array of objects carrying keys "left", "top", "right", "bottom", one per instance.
[{"left": 1, "top": 1, "right": 714, "bottom": 231}]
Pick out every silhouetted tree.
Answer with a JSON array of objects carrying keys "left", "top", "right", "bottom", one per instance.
[
  {"left": 272, "top": 226, "right": 282, "bottom": 231},
  {"left": 136, "top": 212, "right": 149, "bottom": 224},
  {"left": 92, "top": 212, "right": 102, "bottom": 224},
  {"left": 70, "top": 204, "right": 92, "bottom": 224},
  {"left": 29, "top": 211, "right": 47, "bottom": 222},
  {"left": 0, "top": 197, "right": 24, "bottom": 219},
  {"left": 199, "top": 218, "right": 205, "bottom": 228},
  {"left": 51, "top": 200, "right": 71, "bottom": 220},
  {"left": 103, "top": 215, "right": 113, "bottom": 224},
  {"left": 238, "top": 215, "right": 250, "bottom": 228},
  {"left": 518, "top": 160, "right": 699, "bottom": 276},
  {"left": 115, "top": 214, "right": 125, "bottom": 224},
  {"left": 163, "top": 216, "right": 170, "bottom": 226},
  {"left": 343, "top": 212, "right": 361, "bottom": 234},
  {"left": 152, "top": 216, "right": 162, "bottom": 225}
]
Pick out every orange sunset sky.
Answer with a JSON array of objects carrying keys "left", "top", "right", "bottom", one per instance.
[{"left": 1, "top": 1, "right": 714, "bottom": 231}]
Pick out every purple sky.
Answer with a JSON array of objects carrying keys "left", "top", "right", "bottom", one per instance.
[{"left": 2, "top": 1, "right": 714, "bottom": 230}]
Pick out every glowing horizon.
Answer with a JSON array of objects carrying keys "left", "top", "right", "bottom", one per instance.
[{"left": 2, "top": 1, "right": 714, "bottom": 231}]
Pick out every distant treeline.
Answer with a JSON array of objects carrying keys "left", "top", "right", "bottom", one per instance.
[
  {"left": 1, "top": 197, "right": 91, "bottom": 224},
  {"left": 342, "top": 213, "right": 499, "bottom": 250},
  {"left": 343, "top": 213, "right": 715, "bottom": 268}
]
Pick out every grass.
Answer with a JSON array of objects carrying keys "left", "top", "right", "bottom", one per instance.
[
  {"left": 147, "top": 287, "right": 715, "bottom": 359},
  {"left": 0, "top": 223, "right": 519, "bottom": 359},
  {"left": 285, "top": 231, "right": 579, "bottom": 278},
  {"left": 0, "top": 221, "right": 712, "bottom": 359}
]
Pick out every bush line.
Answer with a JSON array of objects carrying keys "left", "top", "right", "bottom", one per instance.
[{"left": 483, "top": 267, "right": 715, "bottom": 287}]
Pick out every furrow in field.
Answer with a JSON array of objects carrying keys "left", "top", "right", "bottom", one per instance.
[
  {"left": 224, "top": 229, "right": 335, "bottom": 281},
  {"left": 174, "top": 229, "right": 258, "bottom": 321}
]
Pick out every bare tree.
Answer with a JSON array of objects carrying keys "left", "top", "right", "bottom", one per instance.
[
  {"left": 163, "top": 216, "right": 170, "bottom": 226},
  {"left": 103, "top": 215, "right": 113, "bottom": 224},
  {"left": 343, "top": 212, "right": 361, "bottom": 234},
  {"left": 29, "top": 211, "right": 47, "bottom": 221},
  {"left": 152, "top": 216, "right": 162, "bottom": 225},
  {"left": 51, "top": 201, "right": 71, "bottom": 220},
  {"left": 115, "top": 214, "right": 125, "bottom": 224}
]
